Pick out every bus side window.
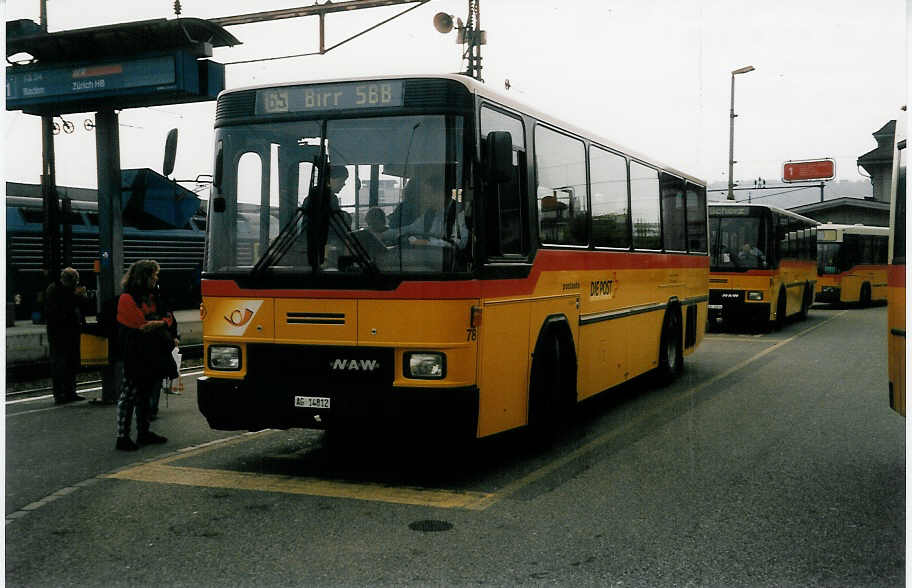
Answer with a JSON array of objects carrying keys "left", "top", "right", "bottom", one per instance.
[
  {"left": 591, "top": 146, "right": 630, "bottom": 248},
  {"left": 535, "top": 125, "right": 587, "bottom": 246},
  {"left": 660, "top": 173, "right": 687, "bottom": 252},
  {"left": 630, "top": 162, "right": 661, "bottom": 250},
  {"left": 480, "top": 105, "right": 527, "bottom": 257},
  {"left": 685, "top": 182, "right": 707, "bottom": 253}
]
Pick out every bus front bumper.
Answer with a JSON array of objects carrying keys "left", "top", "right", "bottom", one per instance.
[
  {"left": 708, "top": 290, "right": 770, "bottom": 326},
  {"left": 814, "top": 285, "right": 841, "bottom": 303},
  {"left": 197, "top": 376, "right": 480, "bottom": 440}
]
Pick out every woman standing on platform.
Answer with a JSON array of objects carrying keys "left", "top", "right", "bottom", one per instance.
[{"left": 114, "top": 260, "right": 175, "bottom": 451}]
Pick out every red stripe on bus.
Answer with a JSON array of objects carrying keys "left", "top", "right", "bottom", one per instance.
[
  {"left": 202, "top": 250, "right": 708, "bottom": 299},
  {"left": 818, "top": 264, "right": 889, "bottom": 279}
]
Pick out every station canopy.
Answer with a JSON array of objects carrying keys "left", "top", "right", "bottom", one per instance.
[
  {"left": 6, "top": 18, "right": 241, "bottom": 115},
  {"left": 6, "top": 17, "right": 240, "bottom": 61}
]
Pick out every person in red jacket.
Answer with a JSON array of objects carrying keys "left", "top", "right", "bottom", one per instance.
[{"left": 114, "top": 260, "right": 175, "bottom": 451}]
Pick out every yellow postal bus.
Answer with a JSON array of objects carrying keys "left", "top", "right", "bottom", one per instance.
[
  {"left": 815, "top": 223, "right": 889, "bottom": 306},
  {"left": 197, "top": 74, "right": 709, "bottom": 439},
  {"left": 708, "top": 202, "right": 818, "bottom": 330}
]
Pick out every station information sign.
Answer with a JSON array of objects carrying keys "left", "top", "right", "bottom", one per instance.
[
  {"left": 6, "top": 51, "right": 223, "bottom": 114},
  {"left": 782, "top": 159, "right": 836, "bottom": 182}
]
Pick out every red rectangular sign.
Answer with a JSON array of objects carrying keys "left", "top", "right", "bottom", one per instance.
[{"left": 782, "top": 159, "right": 835, "bottom": 182}]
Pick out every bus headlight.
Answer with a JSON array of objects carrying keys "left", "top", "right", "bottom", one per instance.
[
  {"left": 208, "top": 345, "right": 241, "bottom": 370},
  {"left": 747, "top": 291, "right": 764, "bottom": 301},
  {"left": 404, "top": 352, "right": 446, "bottom": 379}
]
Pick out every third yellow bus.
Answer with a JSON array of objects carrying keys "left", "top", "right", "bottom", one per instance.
[{"left": 815, "top": 223, "right": 889, "bottom": 306}]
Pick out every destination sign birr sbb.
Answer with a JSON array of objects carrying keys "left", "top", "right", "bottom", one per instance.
[{"left": 256, "top": 81, "right": 404, "bottom": 114}]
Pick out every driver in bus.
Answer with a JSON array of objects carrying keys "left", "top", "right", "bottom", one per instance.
[
  {"left": 383, "top": 173, "right": 467, "bottom": 250},
  {"left": 738, "top": 242, "right": 765, "bottom": 266}
]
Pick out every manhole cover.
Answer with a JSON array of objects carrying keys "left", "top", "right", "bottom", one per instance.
[{"left": 408, "top": 519, "right": 453, "bottom": 532}]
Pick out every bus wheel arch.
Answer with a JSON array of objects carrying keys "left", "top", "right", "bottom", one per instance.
[
  {"left": 657, "top": 301, "right": 684, "bottom": 384},
  {"left": 528, "top": 315, "right": 578, "bottom": 434}
]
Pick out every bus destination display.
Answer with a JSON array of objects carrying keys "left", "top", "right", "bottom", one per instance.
[{"left": 256, "top": 81, "right": 404, "bottom": 114}]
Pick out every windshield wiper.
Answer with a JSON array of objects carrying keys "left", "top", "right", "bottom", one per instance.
[{"left": 250, "top": 205, "right": 306, "bottom": 277}]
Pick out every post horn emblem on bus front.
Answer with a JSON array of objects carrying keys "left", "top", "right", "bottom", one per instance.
[{"left": 224, "top": 308, "right": 255, "bottom": 327}]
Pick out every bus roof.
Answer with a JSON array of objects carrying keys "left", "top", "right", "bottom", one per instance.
[
  {"left": 816, "top": 222, "right": 889, "bottom": 236},
  {"left": 219, "top": 73, "right": 706, "bottom": 187},
  {"left": 708, "top": 201, "right": 820, "bottom": 225}
]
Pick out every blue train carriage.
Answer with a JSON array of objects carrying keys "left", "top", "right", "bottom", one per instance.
[{"left": 6, "top": 168, "right": 206, "bottom": 321}]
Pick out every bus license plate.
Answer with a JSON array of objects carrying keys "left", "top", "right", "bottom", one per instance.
[{"left": 295, "top": 396, "right": 330, "bottom": 409}]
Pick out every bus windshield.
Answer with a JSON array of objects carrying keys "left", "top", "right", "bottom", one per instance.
[
  {"left": 206, "top": 114, "right": 468, "bottom": 275},
  {"left": 709, "top": 214, "right": 769, "bottom": 270},
  {"left": 817, "top": 242, "right": 842, "bottom": 274}
]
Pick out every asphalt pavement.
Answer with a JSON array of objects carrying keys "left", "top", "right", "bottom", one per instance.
[{"left": 5, "top": 305, "right": 904, "bottom": 587}]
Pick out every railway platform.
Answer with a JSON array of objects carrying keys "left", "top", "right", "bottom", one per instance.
[{"left": 6, "top": 309, "right": 202, "bottom": 369}]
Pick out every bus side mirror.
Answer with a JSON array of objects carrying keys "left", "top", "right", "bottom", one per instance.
[
  {"left": 163, "top": 128, "right": 178, "bottom": 177},
  {"left": 485, "top": 131, "right": 513, "bottom": 183}
]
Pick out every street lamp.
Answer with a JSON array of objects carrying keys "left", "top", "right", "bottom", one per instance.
[{"left": 727, "top": 65, "right": 755, "bottom": 200}]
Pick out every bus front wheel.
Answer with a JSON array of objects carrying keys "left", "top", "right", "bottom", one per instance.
[
  {"left": 529, "top": 328, "right": 575, "bottom": 440},
  {"left": 774, "top": 288, "right": 787, "bottom": 331}
]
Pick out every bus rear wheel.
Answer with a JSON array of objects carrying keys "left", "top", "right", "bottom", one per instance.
[
  {"left": 859, "top": 283, "right": 871, "bottom": 307},
  {"left": 657, "top": 309, "right": 683, "bottom": 384},
  {"left": 797, "top": 282, "right": 811, "bottom": 321}
]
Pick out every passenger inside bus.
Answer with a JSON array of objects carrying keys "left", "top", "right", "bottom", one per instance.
[
  {"left": 366, "top": 206, "right": 388, "bottom": 238},
  {"left": 349, "top": 206, "right": 390, "bottom": 261},
  {"left": 297, "top": 165, "right": 353, "bottom": 267}
]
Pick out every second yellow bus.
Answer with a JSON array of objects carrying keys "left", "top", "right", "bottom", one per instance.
[{"left": 708, "top": 202, "right": 818, "bottom": 330}]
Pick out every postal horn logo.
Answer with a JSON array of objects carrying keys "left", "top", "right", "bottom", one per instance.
[{"left": 224, "top": 307, "right": 255, "bottom": 327}]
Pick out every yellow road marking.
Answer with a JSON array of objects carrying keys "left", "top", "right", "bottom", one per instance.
[
  {"left": 105, "top": 463, "right": 495, "bottom": 510},
  {"left": 103, "top": 429, "right": 494, "bottom": 510},
  {"left": 706, "top": 336, "right": 777, "bottom": 343}
]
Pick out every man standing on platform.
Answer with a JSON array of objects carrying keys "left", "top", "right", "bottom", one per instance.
[{"left": 45, "top": 267, "right": 89, "bottom": 404}]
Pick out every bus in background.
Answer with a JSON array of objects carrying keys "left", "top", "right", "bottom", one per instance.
[
  {"left": 887, "top": 110, "right": 905, "bottom": 416},
  {"left": 197, "top": 74, "right": 709, "bottom": 441},
  {"left": 814, "top": 223, "right": 889, "bottom": 306},
  {"left": 708, "top": 202, "right": 818, "bottom": 330}
]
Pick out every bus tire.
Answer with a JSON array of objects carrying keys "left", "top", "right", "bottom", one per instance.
[
  {"left": 797, "top": 282, "right": 811, "bottom": 321},
  {"left": 859, "top": 282, "right": 871, "bottom": 307},
  {"left": 529, "top": 322, "right": 576, "bottom": 440},
  {"left": 774, "top": 288, "right": 787, "bottom": 331},
  {"left": 657, "top": 307, "right": 683, "bottom": 384}
]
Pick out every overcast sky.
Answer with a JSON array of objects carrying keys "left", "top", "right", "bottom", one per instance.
[{"left": 3, "top": 0, "right": 908, "bottom": 195}]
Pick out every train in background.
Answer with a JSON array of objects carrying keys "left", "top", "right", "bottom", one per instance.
[{"left": 6, "top": 168, "right": 207, "bottom": 321}]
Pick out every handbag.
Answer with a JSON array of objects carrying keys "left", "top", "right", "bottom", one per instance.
[{"left": 166, "top": 347, "right": 183, "bottom": 394}]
